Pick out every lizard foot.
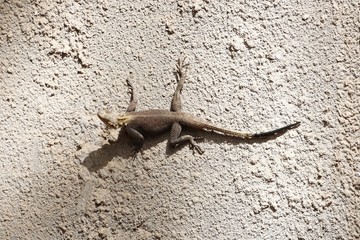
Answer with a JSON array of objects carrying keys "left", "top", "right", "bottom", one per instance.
[
  {"left": 126, "top": 77, "right": 134, "bottom": 94},
  {"left": 176, "top": 57, "right": 189, "bottom": 75},
  {"left": 189, "top": 138, "right": 204, "bottom": 155},
  {"left": 130, "top": 146, "right": 143, "bottom": 160}
]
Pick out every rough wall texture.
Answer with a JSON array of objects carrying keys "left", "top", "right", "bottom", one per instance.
[{"left": 0, "top": 0, "right": 358, "bottom": 239}]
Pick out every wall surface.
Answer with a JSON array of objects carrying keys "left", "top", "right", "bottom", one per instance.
[{"left": 0, "top": 0, "right": 358, "bottom": 239}]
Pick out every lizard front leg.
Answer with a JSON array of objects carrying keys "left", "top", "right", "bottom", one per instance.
[
  {"left": 169, "top": 122, "right": 204, "bottom": 154},
  {"left": 125, "top": 125, "right": 144, "bottom": 155},
  {"left": 126, "top": 73, "right": 138, "bottom": 112}
]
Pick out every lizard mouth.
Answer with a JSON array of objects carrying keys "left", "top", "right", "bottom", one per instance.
[
  {"left": 97, "top": 110, "right": 117, "bottom": 128},
  {"left": 97, "top": 110, "right": 131, "bottom": 128}
]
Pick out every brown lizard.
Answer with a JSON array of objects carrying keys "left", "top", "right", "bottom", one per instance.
[{"left": 98, "top": 58, "right": 300, "bottom": 154}]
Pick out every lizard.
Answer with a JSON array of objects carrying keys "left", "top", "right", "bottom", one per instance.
[{"left": 97, "top": 58, "right": 300, "bottom": 154}]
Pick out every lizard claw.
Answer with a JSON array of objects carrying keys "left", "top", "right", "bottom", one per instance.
[
  {"left": 189, "top": 138, "right": 204, "bottom": 155},
  {"left": 126, "top": 80, "right": 133, "bottom": 93},
  {"left": 176, "top": 57, "right": 189, "bottom": 73},
  {"left": 130, "top": 146, "right": 143, "bottom": 160},
  {"left": 126, "top": 73, "right": 135, "bottom": 94}
]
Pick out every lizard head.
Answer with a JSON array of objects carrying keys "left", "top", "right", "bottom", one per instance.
[{"left": 97, "top": 109, "right": 131, "bottom": 129}]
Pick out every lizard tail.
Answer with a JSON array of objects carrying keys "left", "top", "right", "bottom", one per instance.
[
  {"left": 201, "top": 121, "right": 300, "bottom": 139},
  {"left": 251, "top": 121, "right": 300, "bottom": 138}
]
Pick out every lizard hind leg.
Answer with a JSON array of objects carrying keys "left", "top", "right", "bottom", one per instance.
[
  {"left": 169, "top": 122, "right": 204, "bottom": 154},
  {"left": 170, "top": 58, "right": 189, "bottom": 112}
]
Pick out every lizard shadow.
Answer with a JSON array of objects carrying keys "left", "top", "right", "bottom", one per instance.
[
  {"left": 81, "top": 129, "right": 173, "bottom": 172},
  {"left": 82, "top": 126, "right": 293, "bottom": 172}
]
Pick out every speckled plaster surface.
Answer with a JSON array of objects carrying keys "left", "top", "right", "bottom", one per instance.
[{"left": 0, "top": 0, "right": 359, "bottom": 239}]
